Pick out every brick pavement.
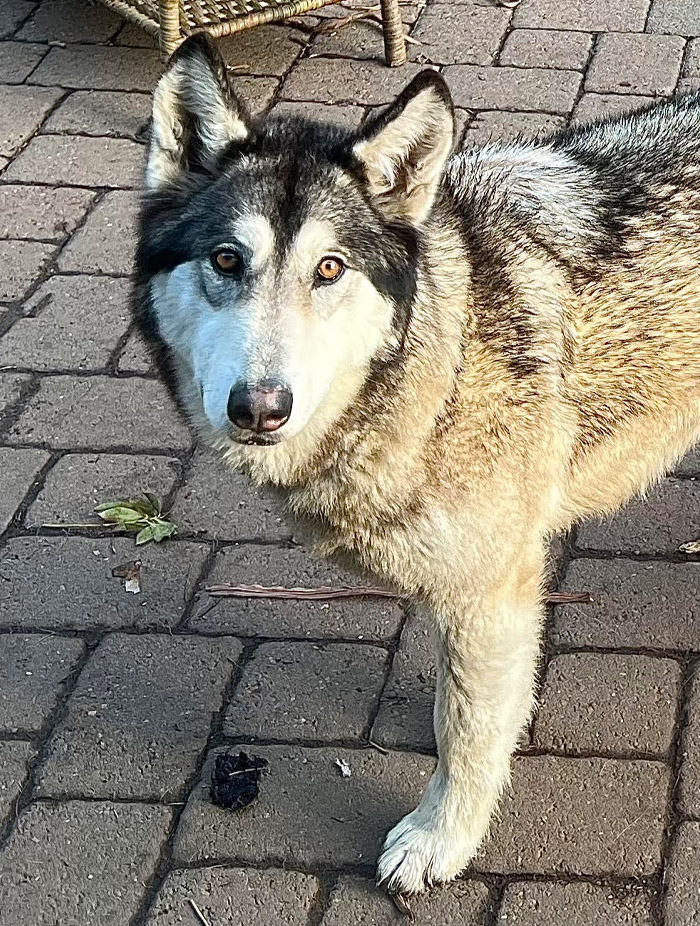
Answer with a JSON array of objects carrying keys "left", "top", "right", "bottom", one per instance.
[{"left": 0, "top": 0, "right": 699, "bottom": 923}]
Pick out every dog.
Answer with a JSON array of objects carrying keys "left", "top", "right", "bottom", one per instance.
[{"left": 134, "top": 34, "right": 700, "bottom": 895}]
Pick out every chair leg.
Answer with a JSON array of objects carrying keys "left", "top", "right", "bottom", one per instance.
[
  {"left": 158, "top": 0, "right": 181, "bottom": 58},
  {"left": 380, "top": 0, "right": 406, "bottom": 66}
]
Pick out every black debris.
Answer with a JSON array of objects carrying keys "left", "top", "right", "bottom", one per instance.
[{"left": 210, "top": 751, "right": 268, "bottom": 811}]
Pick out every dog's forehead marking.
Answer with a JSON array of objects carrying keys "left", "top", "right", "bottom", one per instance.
[
  {"left": 293, "top": 218, "right": 340, "bottom": 261},
  {"left": 232, "top": 213, "right": 275, "bottom": 270}
]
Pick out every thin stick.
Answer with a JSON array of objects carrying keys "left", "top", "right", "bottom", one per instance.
[
  {"left": 206, "top": 584, "right": 591, "bottom": 604},
  {"left": 188, "top": 899, "right": 212, "bottom": 926}
]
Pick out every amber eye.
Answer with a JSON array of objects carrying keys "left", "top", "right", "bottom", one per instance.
[
  {"left": 211, "top": 249, "right": 240, "bottom": 276},
  {"left": 316, "top": 256, "right": 345, "bottom": 284}
]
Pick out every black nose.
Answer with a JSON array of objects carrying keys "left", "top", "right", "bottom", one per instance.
[{"left": 227, "top": 380, "right": 293, "bottom": 433}]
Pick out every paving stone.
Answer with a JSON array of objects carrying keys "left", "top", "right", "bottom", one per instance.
[
  {"left": 5, "top": 134, "right": 144, "bottom": 188},
  {"left": 25, "top": 451, "right": 182, "bottom": 527},
  {"left": 0, "top": 447, "right": 50, "bottom": 533},
  {"left": 444, "top": 65, "right": 581, "bottom": 113},
  {"left": 172, "top": 744, "right": 435, "bottom": 867},
  {"left": 116, "top": 330, "right": 153, "bottom": 373},
  {"left": 552, "top": 558, "right": 700, "bottom": 650},
  {"left": 323, "top": 875, "right": 491, "bottom": 925},
  {"left": 676, "top": 446, "right": 700, "bottom": 476},
  {"left": 533, "top": 653, "right": 681, "bottom": 755},
  {"left": 0, "top": 275, "right": 131, "bottom": 370},
  {"left": 0, "top": 634, "right": 84, "bottom": 733},
  {"left": 114, "top": 21, "right": 159, "bottom": 46},
  {"left": 0, "top": 239, "right": 54, "bottom": 301},
  {"left": 225, "top": 641, "right": 388, "bottom": 742},
  {"left": 500, "top": 881, "right": 655, "bottom": 925},
  {"left": 0, "top": 84, "right": 64, "bottom": 156},
  {"left": 586, "top": 34, "right": 685, "bottom": 96},
  {"left": 43, "top": 90, "right": 151, "bottom": 137},
  {"left": 281, "top": 58, "right": 423, "bottom": 104},
  {"left": 0, "top": 801, "right": 171, "bottom": 926},
  {"left": 685, "top": 39, "right": 700, "bottom": 77},
  {"left": 57, "top": 189, "right": 139, "bottom": 274},
  {"left": 171, "top": 450, "right": 291, "bottom": 541},
  {"left": 0, "top": 371, "right": 31, "bottom": 414},
  {"left": 577, "top": 479, "right": 700, "bottom": 554},
  {"left": 315, "top": 0, "right": 422, "bottom": 22},
  {"left": 0, "top": 741, "right": 33, "bottom": 824},
  {"left": 678, "top": 77, "right": 700, "bottom": 95},
  {"left": 500, "top": 28, "right": 593, "bottom": 70},
  {"left": 0, "top": 41, "right": 47, "bottom": 83},
  {"left": 572, "top": 93, "right": 655, "bottom": 124},
  {"left": 146, "top": 867, "right": 318, "bottom": 926},
  {"left": 372, "top": 610, "right": 436, "bottom": 753},
  {"left": 464, "top": 110, "right": 565, "bottom": 145},
  {"left": 665, "top": 823, "right": 700, "bottom": 926},
  {"left": 30, "top": 44, "right": 162, "bottom": 91},
  {"left": 513, "top": 0, "right": 650, "bottom": 31},
  {"left": 475, "top": 756, "right": 669, "bottom": 875},
  {"left": 311, "top": 20, "right": 406, "bottom": 61},
  {"left": 679, "top": 672, "right": 700, "bottom": 818},
  {"left": 0, "top": 536, "right": 207, "bottom": 630},
  {"left": 232, "top": 76, "right": 279, "bottom": 115},
  {"left": 409, "top": 4, "right": 510, "bottom": 65},
  {"left": 0, "top": 185, "right": 94, "bottom": 241},
  {"left": 648, "top": 0, "right": 700, "bottom": 36},
  {"left": 219, "top": 25, "right": 304, "bottom": 75},
  {"left": 190, "top": 543, "right": 404, "bottom": 642},
  {"left": 9, "top": 375, "right": 192, "bottom": 450},
  {"left": 0, "top": 0, "right": 37, "bottom": 38},
  {"left": 38, "top": 633, "right": 240, "bottom": 800},
  {"left": 270, "top": 100, "right": 366, "bottom": 128},
  {"left": 17, "top": 0, "right": 122, "bottom": 42}
]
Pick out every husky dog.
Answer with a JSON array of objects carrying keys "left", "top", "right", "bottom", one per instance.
[{"left": 135, "top": 33, "right": 700, "bottom": 894}]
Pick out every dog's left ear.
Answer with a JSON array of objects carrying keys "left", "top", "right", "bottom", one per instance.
[
  {"left": 352, "top": 70, "right": 454, "bottom": 224},
  {"left": 146, "top": 34, "right": 250, "bottom": 190}
]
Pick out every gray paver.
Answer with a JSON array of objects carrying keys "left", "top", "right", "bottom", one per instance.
[
  {"left": 146, "top": 867, "right": 319, "bottom": 926},
  {"left": 500, "top": 29, "right": 593, "bottom": 70},
  {"left": 37, "top": 633, "right": 240, "bottom": 799},
  {"left": 57, "top": 189, "right": 139, "bottom": 274},
  {"left": 0, "top": 239, "right": 54, "bottom": 301},
  {"left": 372, "top": 610, "right": 436, "bottom": 753},
  {"left": 8, "top": 375, "right": 192, "bottom": 450},
  {"left": 476, "top": 756, "right": 669, "bottom": 875},
  {"left": 171, "top": 450, "right": 291, "bottom": 541},
  {"left": 665, "top": 824, "right": 700, "bottom": 926},
  {"left": 5, "top": 134, "right": 144, "bottom": 188},
  {"left": 513, "top": 0, "right": 650, "bottom": 31},
  {"left": 0, "top": 447, "right": 50, "bottom": 533},
  {"left": 647, "top": 0, "right": 700, "bottom": 36},
  {"left": 500, "top": 881, "right": 654, "bottom": 925},
  {"left": 586, "top": 34, "right": 685, "bottom": 96},
  {"left": 323, "top": 875, "right": 491, "bottom": 925},
  {"left": 0, "top": 185, "right": 94, "bottom": 241},
  {"left": 0, "top": 84, "right": 63, "bottom": 157},
  {"left": 219, "top": 25, "right": 304, "bottom": 75},
  {"left": 312, "top": 21, "right": 407, "bottom": 62},
  {"left": 116, "top": 331, "right": 154, "bottom": 373},
  {"left": 30, "top": 44, "right": 162, "bottom": 91},
  {"left": 444, "top": 65, "right": 581, "bottom": 113},
  {"left": 533, "top": 653, "right": 681, "bottom": 755},
  {"left": 225, "top": 641, "right": 388, "bottom": 742},
  {"left": 0, "top": 634, "right": 84, "bottom": 734},
  {"left": 282, "top": 58, "right": 423, "bottom": 104},
  {"left": 679, "top": 672, "right": 700, "bottom": 818},
  {"left": 0, "top": 275, "right": 131, "bottom": 370},
  {"left": 231, "top": 76, "right": 279, "bottom": 114},
  {"left": 0, "top": 537, "right": 207, "bottom": 630},
  {"left": 0, "top": 741, "right": 33, "bottom": 824},
  {"left": 551, "top": 558, "right": 700, "bottom": 650},
  {"left": 190, "top": 543, "right": 404, "bottom": 642},
  {"left": 0, "top": 0, "right": 37, "bottom": 39},
  {"left": 464, "top": 110, "right": 565, "bottom": 145},
  {"left": 17, "top": 0, "right": 122, "bottom": 42},
  {"left": 0, "top": 371, "right": 31, "bottom": 414},
  {"left": 577, "top": 479, "right": 700, "bottom": 554},
  {"left": 676, "top": 447, "right": 700, "bottom": 476},
  {"left": 0, "top": 41, "right": 47, "bottom": 83},
  {"left": 573, "top": 93, "right": 655, "bottom": 124},
  {"left": 172, "top": 744, "right": 435, "bottom": 867},
  {"left": 43, "top": 90, "right": 151, "bottom": 137},
  {"left": 410, "top": 5, "right": 511, "bottom": 65},
  {"left": 0, "top": 801, "right": 172, "bottom": 926},
  {"left": 25, "top": 451, "right": 182, "bottom": 527},
  {"left": 270, "top": 100, "right": 366, "bottom": 128}
]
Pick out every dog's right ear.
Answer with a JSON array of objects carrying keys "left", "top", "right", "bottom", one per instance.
[{"left": 146, "top": 34, "right": 250, "bottom": 190}]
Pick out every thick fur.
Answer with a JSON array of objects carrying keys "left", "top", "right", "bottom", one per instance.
[{"left": 135, "top": 36, "right": 700, "bottom": 895}]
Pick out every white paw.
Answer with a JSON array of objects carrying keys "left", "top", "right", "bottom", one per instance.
[{"left": 376, "top": 808, "right": 475, "bottom": 895}]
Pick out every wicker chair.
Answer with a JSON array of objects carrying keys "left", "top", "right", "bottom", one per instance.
[{"left": 99, "top": 0, "right": 406, "bottom": 65}]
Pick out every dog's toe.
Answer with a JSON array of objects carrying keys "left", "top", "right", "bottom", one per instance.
[{"left": 376, "top": 812, "right": 466, "bottom": 895}]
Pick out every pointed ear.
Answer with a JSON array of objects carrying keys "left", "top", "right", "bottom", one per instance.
[
  {"left": 146, "top": 34, "right": 250, "bottom": 190},
  {"left": 352, "top": 70, "right": 454, "bottom": 224}
]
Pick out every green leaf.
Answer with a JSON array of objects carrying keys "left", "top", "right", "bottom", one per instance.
[
  {"left": 135, "top": 524, "right": 157, "bottom": 545},
  {"left": 150, "top": 520, "right": 177, "bottom": 543},
  {"left": 143, "top": 492, "right": 162, "bottom": 515},
  {"left": 96, "top": 505, "right": 145, "bottom": 525}
]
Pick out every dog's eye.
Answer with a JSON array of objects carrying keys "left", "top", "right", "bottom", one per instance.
[
  {"left": 211, "top": 249, "right": 240, "bottom": 276},
  {"left": 316, "top": 256, "right": 345, "bottom": 284}
]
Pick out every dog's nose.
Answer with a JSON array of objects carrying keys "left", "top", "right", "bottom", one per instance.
[{"left": 227, "top": 380, "right": 293, "bottom": 433}]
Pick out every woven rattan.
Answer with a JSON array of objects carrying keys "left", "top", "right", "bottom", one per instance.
[{"left": 97, "top": 0, "right": 407, "bottom": 64}]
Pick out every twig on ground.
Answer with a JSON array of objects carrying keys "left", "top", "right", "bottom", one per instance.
[
  {"left": 207, "top": 584, "right": 591, "bottom": 604},
  {"left": 188, "top": 899, "right": 212, "bottom": 926}
]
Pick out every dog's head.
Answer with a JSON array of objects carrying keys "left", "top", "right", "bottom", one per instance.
[{"left": 136, "top": 35, "right": 454, "bottom": 463}]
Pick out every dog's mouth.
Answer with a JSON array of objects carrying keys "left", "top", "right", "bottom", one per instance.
[{"left": 230, "top": 433, "right": 280, "bottom": 448}]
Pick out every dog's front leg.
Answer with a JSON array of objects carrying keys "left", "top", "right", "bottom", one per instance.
[{"left": 376, "top": 549, "right": 544, "bottom": 894}]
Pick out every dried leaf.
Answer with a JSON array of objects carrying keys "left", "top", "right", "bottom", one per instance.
[
  {"left": 111, "top": 560, "right": 142, "bottom": 594},
  {"left": 679, "top": 539, "right": 700, "bottom": 554}
]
